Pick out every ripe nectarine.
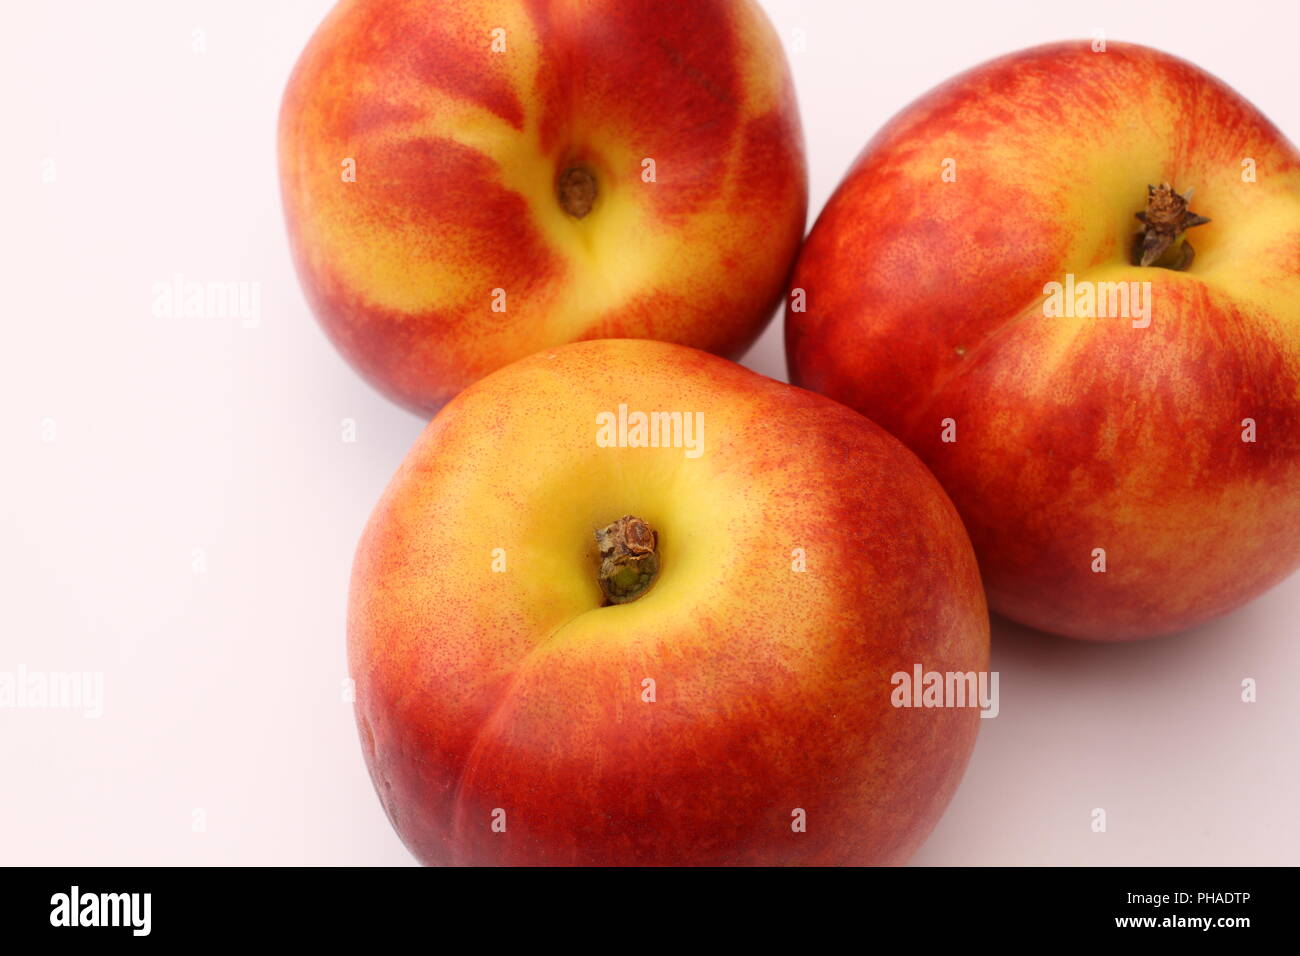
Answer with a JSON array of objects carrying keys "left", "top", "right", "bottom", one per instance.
[
  {"left": 787, "top": 41, "right": 1300, "bottom": 640},
  {"left": 348, "top": 340, "right": 990, "bottom": 865},
  {"left": 280, "top": 0, "right": 807, "bottom": 415}
]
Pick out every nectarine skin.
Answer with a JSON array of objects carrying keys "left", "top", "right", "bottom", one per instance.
[
  {"left": 280, "top": 0, "right": 807, "bottom": 416},
  {"left": 348, "top": 340, "right": 989, "bottom": 865},
  {"left": 786, "top": 41, "right": 1300, "bottom": 640}
]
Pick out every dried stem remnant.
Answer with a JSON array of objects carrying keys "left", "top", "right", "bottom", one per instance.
[
  {"left": 1132, "top": 183, "right": 1210, "bottom": 270},
  {"left": 558, "top": 165, "right": 597, "bottom": 219},
  {"left": 595, "top": 515, "right": 659, "bottom": 605}
]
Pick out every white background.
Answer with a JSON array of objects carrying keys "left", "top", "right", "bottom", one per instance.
[{"left": 2, "top": 0, "right": 1297, "bottom": 865}]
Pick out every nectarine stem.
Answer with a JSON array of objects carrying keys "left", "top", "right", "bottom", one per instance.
[
  {"left": 558, "top": 165, "right": 597, "bottom": 219},
  {"left": 1132, "top": 183, "right": 1210, "bottom": 270},
  {"left": 595, "top": 516, "right": 658, "bottom": 605}
]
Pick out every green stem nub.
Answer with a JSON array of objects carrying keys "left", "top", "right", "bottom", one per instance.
[{"left": 595, "top": 516, "right": 659, "bottom": 605}]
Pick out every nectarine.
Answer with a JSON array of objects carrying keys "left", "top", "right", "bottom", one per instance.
[
  {"left": 348, "top": 340, "right": 989, "bottom": 865},
  {"left": 280, "top": 0, "right": 807, "bottom": 415},
  {"left": 786, "top": 41, "right": 1300, "bottom": 640}
]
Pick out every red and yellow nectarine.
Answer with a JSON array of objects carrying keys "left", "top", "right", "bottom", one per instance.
[
  {"left": 787, "top": 41, "right": 1300, "bottom": 641},
  {"left": 348, "top": 339, "right": 989, "bottom": 865},
  {"left": 280, "top": 0, "right": 807, "bottom": 415}
]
